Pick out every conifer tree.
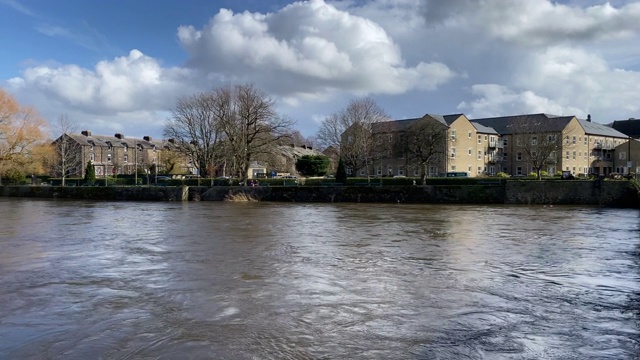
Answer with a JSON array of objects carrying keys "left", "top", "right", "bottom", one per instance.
[
  {"left": 336, "top": 157, "right": 347, "bottom": 184},
  {"left": 84, "top": 161, "right": 95, "bottom": 183}
]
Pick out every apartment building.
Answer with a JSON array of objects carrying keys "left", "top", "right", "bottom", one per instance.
[
  {"left": 344, "top": 113, "right": 500, "bottom": 177},
  {"left": 473, "top": 114, "right": 628, "bottom": 176}
]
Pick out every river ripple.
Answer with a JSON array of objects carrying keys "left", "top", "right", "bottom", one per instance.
[{"left": 0, "top": 198, "right": 639, "bottom": 359}]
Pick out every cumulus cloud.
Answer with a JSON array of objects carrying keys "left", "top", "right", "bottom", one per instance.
[
  {"left": 2, "top": 0, "right": 639, "bottom": 139},
  {"left": 422, "top": 0, "right": 640, "bottom": 46},
  {"left": 458, "top": 84, "right": 585, "bottom": 118},
  {"left": 177, "top": 0, "right": 457, "bottom": 98},
  {"left": 8, "top": 50, "right": 192, "bottom": 114},
  {"left": 458, "top": 45, "right": 640, "bottom": 120}
]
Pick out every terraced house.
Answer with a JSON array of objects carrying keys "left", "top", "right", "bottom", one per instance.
[{"left": 52, "top": 131, "right": 196, "bottom": 178}]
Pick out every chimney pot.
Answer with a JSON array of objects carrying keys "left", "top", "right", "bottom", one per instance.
[{"left": 143, "top": 136, "right": 151, "bottom": 141}]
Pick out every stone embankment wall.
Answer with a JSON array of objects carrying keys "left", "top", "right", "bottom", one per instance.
[
  {"left": 0, "top": 180, "right": 637, "bottom": 206},
  {"left": 0, "top": 185, "right": 188, "bottom": 201},
  {"left": 194, "top": 180, "right": 637, "bottom": 206}
]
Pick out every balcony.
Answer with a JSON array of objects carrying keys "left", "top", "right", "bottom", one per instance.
[
  {"left": 488, "top": 140, "right": 504, "bottom": 149},
  {"left": 594, "top": 143, "right": 614, "bottom": 150},
  {"left": 488, "top": 156, "right": 503, "bottom": 163}
]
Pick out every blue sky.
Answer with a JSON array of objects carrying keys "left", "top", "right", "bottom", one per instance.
[{"left": 1, "top": 0, "right": 639, "bottom": 141}]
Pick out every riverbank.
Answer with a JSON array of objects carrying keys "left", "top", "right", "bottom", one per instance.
[{"left": 0, "top": 180, "right": 638, "bottom": 206}]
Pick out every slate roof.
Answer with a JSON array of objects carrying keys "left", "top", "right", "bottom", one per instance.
[
  {"left": 471, "top": 122, "right": 499, "bottom": 135},
  {"left": 372, "top": 113, "right": 464, "bottom": 133},
  {"left": 471, "top": 113, "right": 628, "bottom": 138},
  {"left": 471, "top": 113, "right": 574, "bottom": 134},
  {"left": 611, "top": 119, "right": 640, "bottom": 138},
  {"left": 66, "top": 132, "right": 171, "bottom": 150},
  {"left": 579, "top": 118, "right": 628, "bottom": 138}
]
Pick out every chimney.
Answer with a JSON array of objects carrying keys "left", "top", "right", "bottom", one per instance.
[
  {"left": 168, "top": 138, "right": 175, "bottom": 144},
  {"left": 308, "top": 146, "right": 313, "bottom": 150},
  {"left": 587, "top": 114, "right": 591, "bottom": 122},
  {"left": 115, "top": 133, "right": 124, "bottom": 139},
  {"left": 81, "top": 130, "right": 92, "bottom": 137},
  {"left": 143, "top": 136, "right": 152, "bottom": 141}
]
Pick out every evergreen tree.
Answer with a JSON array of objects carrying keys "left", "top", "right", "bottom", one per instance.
[
  {"left": 295, "top": 155, "right": 329, "bottom": 176},
  {"left": 336, "top": 157, "right": 347, "bottom": 184},
  {"left": 84, "top": 161, "right": 95, "bottom": 183}
]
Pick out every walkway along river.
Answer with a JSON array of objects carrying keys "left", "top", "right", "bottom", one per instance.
[{"left": 1, "top": 198, "right": 639, "bottom": 359}]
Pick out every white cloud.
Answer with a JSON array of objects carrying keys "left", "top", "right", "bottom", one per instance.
[
  {"left": 177, "top": 0, "right": 457, "bottom": 98},
  {"left": 422, "top": 0, "right": 640, "bottom": 46},
  {"left": 458, "top": 84, "right": 585, "bottom": 118},
  {"left": 2, "top": 0, "right": 639, "bottom": 140},
  {"left": 8, "top": 50, "right": 192, "bottom": 114}
]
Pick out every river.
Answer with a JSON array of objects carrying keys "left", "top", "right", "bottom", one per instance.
[{"left": 0, "top": 198, "right": 639, "bottom": 359}]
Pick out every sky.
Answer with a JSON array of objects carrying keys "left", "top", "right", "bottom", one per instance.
[{"left": 1, "top": 0, "right": 639, "bottom": 141}]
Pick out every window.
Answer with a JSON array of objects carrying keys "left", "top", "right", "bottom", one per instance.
[
  {"left": 516, "top": 152, "right": 522, "bottom": 161},
  {"left": 387, "top": 165, "right": 393, "bottom": 175},
  {"left": 517, "top": 137, "right": 522, "bottom": 146},
  {"left": 572, "top": 136, "right": 576, "bottom": 144},
  {"left": 478, "top": 150, "right": 482, "bottom": 160},
  {"left": 398, "top": 169, "right": 404, "bottom": 176},
  {"left": 451, "top": 130, "right": 456, "bottom": 140},
  {"left": 347, "top": 167, "right": 353, "bottom": 175},
  {"left": 123, "top": 144, "right": 128, "bottom": 152},
  {"left": 584, "top": 137, "right": 587, "bottom": 145},
  {"left": 516, "top": 167, "right": 523, "bottom": 175},
  {"left": 451, "top": 147, "right": 456, "bottom": 158},
  {"left": 124, "top": 154, "right": 128, "bottom": 163},
  {"left": 548, "top": 135, "right": 556, "bottom": 142},
  {"left": 566, "top": 151, "right": 570, "bottom": 160},
  {"left": 360, "top": 169, "right": 366, "bottom": 176},
  {"left": 478, "top": 135, "right": 482, "bottom": 144},
  {"left": 90, "top": 153, "right": 95, "bottom": 161},
  {"left": 572, "top": 151, "right": 576, "bottom": 160},
  {"left": 377, "top": 166, "right": 382, "bottom": 175},
  {"left": 468, "top": 131, "right": 472, "bottom": 139},
  {"left": 503, "top": 139, "right": 508, "bottom": 147},
  {"left": 414, "top": 168, "right": 419, "bottom": 176},
  {"left": 451, "top": 165, "right": 456, "bottom": 171},
  {"left": 484, "top": 135, "right": 488, "bottom": 141},
  {"left": 107, "top": 154, "right": 112, "bottom": 162},
  {"left": 532, "top": 136, "right": 538, "bottom": 146},
  {"left": 477, "top": 166, "right": 482, "bottom": 172},
  {"left": 469, "top": 166, "right": 473, "bottom": 172},
  {"left": 620, "top": 152, "right": 627, "bottom": 160},
  {"left": 503, "top": 152, "right": 508, "bottom": 158},
  {"left": 468, "top": 148, "right": 472, "bottom": 156}
]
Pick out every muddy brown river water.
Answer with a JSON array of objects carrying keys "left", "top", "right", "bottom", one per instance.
[{"left": 1, "top": 198, "right": 639, "bottom": 359}]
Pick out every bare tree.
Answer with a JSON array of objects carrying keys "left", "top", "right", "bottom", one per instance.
[
  {"left": 509, "top": 118, "right": 568, "bottom": 179},
  {"left": 403, "top": 117, "right": 448, "bottom": 185},
  {"left": 51, "top": 114, "right": 82, "bottom": 186},
  {"left": 221, "top": 84, "right": 293, "bottom": 183},
  {"left": 163, "top": 91, "right": 225, "bottom": 178},
  {"left": 328, "top": 98, "right": 389, "bottom": 177}
]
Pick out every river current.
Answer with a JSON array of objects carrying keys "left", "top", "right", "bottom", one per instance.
[{"left": 0, "top": 198, "right": 639, "bottom": 359}]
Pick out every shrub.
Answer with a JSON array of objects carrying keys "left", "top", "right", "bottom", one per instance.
[{"left": 496, "top": 172, "right": 509, "bottom": 178}]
